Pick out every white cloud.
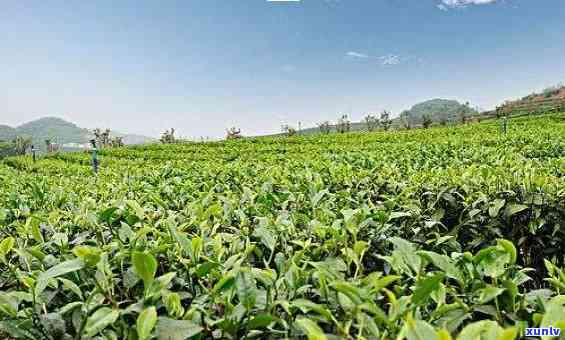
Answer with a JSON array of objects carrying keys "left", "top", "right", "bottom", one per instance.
[
  {"left": 439, "top": 0, "right": 499, "bottom": 9},
  {"left": 346, "top": 51, "right": 369, "bottom": 58},
  {"left": 378, "top": 54, "right": 402, "bottom": 66},
  {"left": 346, "top": 51, "right": 418, "bottom": 67}
]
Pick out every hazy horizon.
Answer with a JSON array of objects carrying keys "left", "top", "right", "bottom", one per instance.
[{"left": 1, "top": 0, "right": 564, "bottom": 138}]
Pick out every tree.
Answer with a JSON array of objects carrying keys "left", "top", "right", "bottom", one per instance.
[
  {"left": 336, "top": 114, "right": 351, "bottom": 133},
  {"left": 400, "top": 111, "right": 411, "bottom": 130},
  {"left": 45, "top": 139, "right": 59, "bottom": 153},
  {"left": 317, "top": 121, "right": 331, "bottom": 134},
  {"left": 160, "top": 128, "right": 176, "bottom": 144},
  {"left": 226, "top": 127, "right": 242, "bottom": 140},
  {"left": 13, "top": 136, "right": 32, "bottom": 155},
  {"left": 380, "top": 110, "right": 393, "bottom": 131},
  {"left": 111, "top": 137, "right": 124, "bottom": 148},
  {"left": 45, "top": 139, "right": 52, "bottom": 153},
  {"left": 93, "top": 128, "right": 112, "bottom": 147},
  {"left": 281, "top": 124, "right": 297, "bottom": 137},
  {"left": 364, "top": 114, "right": 379, "bottom": 132},
  {"left": 459, "top": 111, "right": 468, "bottom": 124},
  {"left": 422, "top": 114, "right": 433, "bottom": 129}
]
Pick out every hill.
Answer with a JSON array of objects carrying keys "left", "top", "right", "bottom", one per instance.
[
  {"left": 400, "top": 98, "right": 477, "bottom": 125},
  {"left": 518, "top": 84, "right": 565, "bottom": 103},
  {"left": 0, "top": 117, "right": 154, "bottom": 148},
  {"left": 15, "top": 117, "right": 90, "bottom": 147},
  {"left": 0, "top": 125, "right": 16, "bottom": 142}
]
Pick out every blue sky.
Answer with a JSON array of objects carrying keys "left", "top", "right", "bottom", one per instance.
[{"left": 1, "top": 0, "right": 564, "bottom": 138}]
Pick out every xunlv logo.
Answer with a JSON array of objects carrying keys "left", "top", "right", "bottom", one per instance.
[{"left": 525, "top": 327, "right": 561, "bottom": 337}]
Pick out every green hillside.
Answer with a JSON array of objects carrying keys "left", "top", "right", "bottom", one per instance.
[
  {"left": 0, "top": 125, "right": 16, "bottom": 142},
  {"left": 15, "top": 117, "right": 90, "bottom": 147},
  {"left": 400, "top": 98, "right": 477, "bottom": 125},
  {"left": 0, "top": 113, "right": 563, "bottom": 339},
  {"left": 0, "top": 117, "right": 154, "bottom": 149}
]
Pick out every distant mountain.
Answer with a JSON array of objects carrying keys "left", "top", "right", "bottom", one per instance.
[
  {"left": 0, "top": 116, "right": 154, "bottom": 149},
  {"left": 15, "top": 117, "right": 91, "bottom": 147},
  {"left": 0, "top": 125, "right": 16, "bottom": 141},
  {"left": 400, "top": 99, "right": 478, "bottom": 125},
  {"left": 112, "top": 132, "right": 155, "bottom": 145}
]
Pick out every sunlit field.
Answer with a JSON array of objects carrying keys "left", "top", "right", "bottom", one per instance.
[{"left": 0, "top": 113, "right": 564, "bottom": 339}]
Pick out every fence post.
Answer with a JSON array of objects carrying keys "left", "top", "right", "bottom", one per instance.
[
  {"left": 501, "top": 115, "right": 508, "bottom": 134},
  {"left": 90, "top": 139, "right": 99, "bottom": 174}
]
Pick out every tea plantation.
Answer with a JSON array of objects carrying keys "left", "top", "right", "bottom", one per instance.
[{"left": 0, "top": 113, "right": 564, "bottom": 339}]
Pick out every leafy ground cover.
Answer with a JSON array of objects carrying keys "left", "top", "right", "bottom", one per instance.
[{"left": 0, "top": 113, "right": 564, "bottom": 339}]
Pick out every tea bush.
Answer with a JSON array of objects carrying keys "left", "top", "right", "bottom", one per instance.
[{"left": 0, "top": 113, "right": 563, "bottom": 339}]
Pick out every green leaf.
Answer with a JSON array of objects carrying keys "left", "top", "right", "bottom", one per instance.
[
  {"left": 497, "top": 327, "right": 518, "bottom": 340},
  {"left": 163, "top": 292, "right": 184, "bottom": 318},
  {"left": 418, "top": 251, "right": 463, "bottom": 282},
  {"left": 212, "top": 275, "right": 235, "bottom": 295},
  {"left": 295, "top": 318, "right": 327, "bottom": 340},
  {"left": 253, "top": 226, "right": 277, "bottom": 252},
  {"left": 236, "top": 270, "right": 257, "bottom": 310},
  {"left": 405, "top": 314, "right": 438, "bottom": 340},
  {"left": 137, "top": 306, "right": 157, "bottom": 340},
  {"left": 496, "top": 239, "right": 517, "bottom": 265},
  {"left": 58, "top": 278, "right": 83, "bottom": 300},
  {"left": 30, "top": 221, "right": 44, "bottom": 244},
  {"left": 540, "top": 295, "right": 565, "bottom": 339},
  {"left": 474, "top": 247, "right": 509, "bottom": 278},
  {"left": 39, "top": 312, "right": 66, "bottom": 339},
  {"left": 476, "top": 286, "right": 505, "bottom": 304},
  {"left": 195, "top": 261, "right": 219, "bottom": 278},
  {"left": 72, "top": 245, "right": 102, "bottom": 267},
  {"left": 412, "top": 273, "right": 445, "bottom": 306},
  {"left": 155, "top": 317, "right": 203, "bottom": 340},
  {"left": 0, "top": 320, "right": 36, "bottom": 339},
  {"left": 371, "top": 275, "right": 401, "bottom": 293},
  {"left": 389, "top": 237, "right": 422, "bottom": 275},
  {"left": 489, "top": 199, "right": 505, "bottom": 218},
  {"left": 311, "top": 189, "right": 328, "bottom": 208},
  {"left": 437, "top": 329, "right": 453, "bottom": 340},
  {"left": 389, "top": 211, "right": 411, "bottom": 220},
  {"left": 84, "top": 307, "right": 120, "bottom": 337},
  {"left": 457, "top": 320, "right": 503, "bottom": 340},
  {"left": 0, "top": 293, "right": 18, "bottom": 317},
  {"left": 132, "top": 251, "right": 157, "bottom": 289},
  {"left": 35, "top": 259, "right": 85, "bottom": 297},
  {"left": 503, "top": 204, "right": 528, "bottom": 218},
  {"left": 247, "top": 313, "right": 276, "bottom": 329},
  {"left": 292, "top": 299, "right": 334, "bottom": 323},
  {"left": 0, "top": 237, "right": 15, "bottom": 264},
  {"left": 98, "top": 207, "right": 118, "bottom": 224},
  {"left": 332, "top": 281, "right": 363, "bottom": 305}
]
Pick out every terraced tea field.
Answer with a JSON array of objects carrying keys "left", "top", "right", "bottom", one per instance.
[{"left": 0, "top": 113, "right": 564, "bottom": 339}]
